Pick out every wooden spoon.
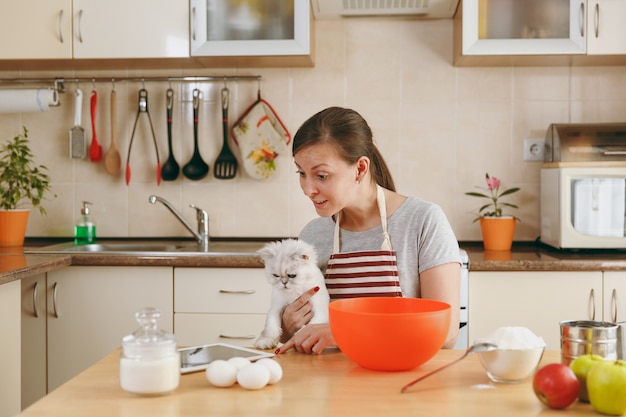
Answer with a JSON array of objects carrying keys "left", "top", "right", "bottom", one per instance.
[{"left": 104, "top": 89, "right": 121, "bottom": 176}]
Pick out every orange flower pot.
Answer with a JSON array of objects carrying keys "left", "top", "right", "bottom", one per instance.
[
  {"left": 479, "top": 217, "right": 516, "bottom": 251},
  {"left": 0, "top": 209, "right": 30, "bottom": 247}
]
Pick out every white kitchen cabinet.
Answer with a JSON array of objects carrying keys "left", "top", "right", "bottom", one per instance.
[
  {"left": 174, "top": 267, "right": 270, "bottom": 347},
  {"left": 586, "top": 0, "right": 626, "bottom": 55},
  {"left": 0, "top": 0, "right": 72, "bottom": 59},
  {"left": 45, "top": 266, "right": 173, "bottom": 392},
  {"left": 190, "top": 0, "right": 309, "bottom": 57},
  {"left": 21, "top": 274, "right": 47, "bottom": 410},
  {"left": 73, "top": 0, "right": 189, "bottom": 59},
  {"left": 0, "top": 0, "right": 188, "bottom": 61},
  {"left": 603, "top": 271, "right": 626, "bottom": 323},
  {"left": 454, "top": 0, "right": 626, "bottom": 65},
  {"left": 459, "top": 0, "right": 586, "bottom": 56},
  {"left": 469, "top": 271, "right": 603, "bottom": 350},
  {"left": 0, "top": 280, "right": 21, "bottom": 417}
]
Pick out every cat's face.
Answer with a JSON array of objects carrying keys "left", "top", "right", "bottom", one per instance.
[{"left": 258, "top": 239, "right": 317, "bottom": 290}]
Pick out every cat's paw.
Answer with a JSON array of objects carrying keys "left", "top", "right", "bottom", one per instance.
[{"left": 254, "top": 336, "right": 279, "bottom": 350}]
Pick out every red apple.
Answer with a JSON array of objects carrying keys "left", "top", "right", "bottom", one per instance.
[{"left": 533, "top": 363, "right": 580, "bottom": 409}]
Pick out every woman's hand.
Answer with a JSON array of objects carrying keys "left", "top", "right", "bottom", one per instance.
[
  {"left": 279, "top": 286, "right": 319, "bottom": 343},
  {"left": 275, "top": 323, "right": 335, "bottom": 355}
]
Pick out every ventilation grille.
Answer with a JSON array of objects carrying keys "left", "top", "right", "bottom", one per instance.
[
  {"left": 313, "top": 0, "right": 458, "bottom": 19},
  {"left": 341, "top": 0, "right": 430, "bottom": 13}
]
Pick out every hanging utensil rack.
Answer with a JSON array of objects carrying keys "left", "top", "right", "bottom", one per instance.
[{"left": 0, "top": 75, "right": 262, "bottom": 95}]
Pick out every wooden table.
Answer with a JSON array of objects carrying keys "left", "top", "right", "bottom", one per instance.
[{"left": 17, "top": 349, "right": 599, "bottom": 417}]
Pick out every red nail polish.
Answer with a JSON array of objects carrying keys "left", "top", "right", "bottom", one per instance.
[
  {"left": 274, "top": 348, "right": 281, "bottom": 354},
  {"left": 314, "top": 286, "right": 320, "bottom": 292}
]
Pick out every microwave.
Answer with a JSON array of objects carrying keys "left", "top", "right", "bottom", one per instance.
[
  {"left": 540, "top": 123, "right": 626, "bottom": 250},
  {"left": 541, "top": 167, "right": 626, "bottom": 249}
]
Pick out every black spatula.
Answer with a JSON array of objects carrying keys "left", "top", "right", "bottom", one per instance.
[{"left": 213, "top": 87, "right": 238, "bottom": 179}]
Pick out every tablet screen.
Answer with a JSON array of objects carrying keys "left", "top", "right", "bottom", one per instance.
[{"left": 179, "top": 343, "right": 275, "bottom": 374}]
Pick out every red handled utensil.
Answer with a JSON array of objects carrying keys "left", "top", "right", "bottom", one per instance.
[{"left": 89, "top": 90, "right": 102, "bottom": 162}]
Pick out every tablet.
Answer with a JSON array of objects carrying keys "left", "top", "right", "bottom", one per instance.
[{"left": 179, "top": 343, "right": 275, "bottom": 374}]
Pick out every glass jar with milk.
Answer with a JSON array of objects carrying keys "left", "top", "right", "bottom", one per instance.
[{"left": 120, "top": 307, "right": 180, "bottom": 396}]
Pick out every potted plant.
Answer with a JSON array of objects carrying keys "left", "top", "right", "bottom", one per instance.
[
  {"left": 0, "top": 126, "right": 53, "bottom": 246},
  {"left": 466, "top": 173, "right": 520, "bottom": 251}
]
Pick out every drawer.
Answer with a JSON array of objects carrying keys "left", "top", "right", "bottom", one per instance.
[
  {"left": 174, "top": 268, "right": 270, "bottom": 314},
  {"left": 174, "top": 313, "right": 266, "bottom": 348}
]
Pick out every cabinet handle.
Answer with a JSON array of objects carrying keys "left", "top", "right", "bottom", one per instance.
[
  {"left": 52, "top": 281, "right": 60, "bottom": 318},
  {"left": 579, "top": 2, "right": 585, "bottom": 38},
  {"left": 594, "top": 3, "right": 600, "bottom": 38},
  {"left": 219, "top": 289, "right": 256, "bottom": 295},
  {"left": 611, "top": 288, "right": 618, "bottom": 323},
  {"left": 32, "top": 281, "right": 39, "bottom": 318},
  {"left": 77, "top": 10, "right": 83, "bottom": 43},
  {"left": 219, "top": 334, "right": 255, "bottom": 340},
  {"left": 589, "top": 288, "right": 596, "bottom": 320},
  {"left": 192, "top": 6, "right": 196, "bottom": 41},
  {"left": 58, "top": 10, "right": 64, "bottom": 44}
]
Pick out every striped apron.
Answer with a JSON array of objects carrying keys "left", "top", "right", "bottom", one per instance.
[{"left": 324, "top": 185, "right": 403, "bottom": 299}]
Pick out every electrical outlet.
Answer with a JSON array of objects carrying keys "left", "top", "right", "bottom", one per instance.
[{"left": 523, "top": 139, "right": 545, "bottom": 161}]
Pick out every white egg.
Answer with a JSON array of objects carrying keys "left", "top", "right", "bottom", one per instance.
[
  {"left": 205, "top": 360, "right": 238, "bottom": 387},
  {"left": 236, "top": 363, "right": 270, "bottom": 390},
  {"left": 256, "top": 358, "right": 283, "bottom": 384},
  {"left": 227, "top": 356, "right": 252, "bottom": 371}
]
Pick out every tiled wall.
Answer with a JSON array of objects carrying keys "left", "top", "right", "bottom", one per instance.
[{"left": 2, "top": 18, "right": 626, "bottom": 242}]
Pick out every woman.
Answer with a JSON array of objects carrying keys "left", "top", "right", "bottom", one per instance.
[{"left": 276, "top": 107, "right": 461, "bottom": 355}]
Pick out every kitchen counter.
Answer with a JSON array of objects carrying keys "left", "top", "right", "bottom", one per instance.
[
  {"left": 464, "top": 242, "right": 626, "bottom": 271},
  {"left": 16, "top": 348, "right": 599, "bottom": 417},
  {"left": 0, "top": 249, "right": 70, "bottom": 285},
  {"left": 2, "top": 240, "right": 626, "bottom": 287}
]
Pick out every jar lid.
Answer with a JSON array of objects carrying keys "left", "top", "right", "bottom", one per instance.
[{"left": 122, "top": 307, "right": 176, "bottom": 357}]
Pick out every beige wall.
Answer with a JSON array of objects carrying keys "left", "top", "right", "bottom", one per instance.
[{"left": 2, "top": 18, "right": 626, "bottom": 242}]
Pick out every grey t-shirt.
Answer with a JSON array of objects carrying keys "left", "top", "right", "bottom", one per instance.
[{"left": 298, "top": 196, "right": 461, "bottom": 298}]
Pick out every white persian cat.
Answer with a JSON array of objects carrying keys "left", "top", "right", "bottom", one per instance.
[{"left": 254, "top": 239, "right": 330, "bottom": 350}]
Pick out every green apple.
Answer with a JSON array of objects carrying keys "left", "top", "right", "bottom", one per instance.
[
  {"left": 587, "top": 359, "right": 626, "bottom": 416},
  {"left": 569, "top": 354, "right": 606, "bottom": 402}
]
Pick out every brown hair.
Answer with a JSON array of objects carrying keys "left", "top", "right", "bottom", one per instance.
[{"left": 292, "top": 107, "right": 396, "bottom": 191}]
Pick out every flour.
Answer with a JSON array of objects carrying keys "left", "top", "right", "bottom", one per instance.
[{"left": 485, "top": 326, "right": 546, "bottom": 349}]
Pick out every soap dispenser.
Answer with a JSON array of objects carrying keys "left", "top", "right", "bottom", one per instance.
[{"left": 74, "top": 201, "right": 96, "bottom": 245}]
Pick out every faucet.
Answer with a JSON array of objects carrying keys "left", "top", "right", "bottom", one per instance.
[{"left": 148, "top": 195, "right": 209, "bottom": 250}]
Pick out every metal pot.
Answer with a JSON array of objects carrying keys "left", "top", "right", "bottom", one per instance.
[{"left": 559, "top": 320, "right": 619, "bottom": 365}]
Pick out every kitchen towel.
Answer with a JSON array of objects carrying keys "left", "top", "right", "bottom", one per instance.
[
  {"left": 232, "top": 97, "right": 290, "bottom": 180},
  {"left": 0, "top": 88, "right": 59, "bottom": 113}
]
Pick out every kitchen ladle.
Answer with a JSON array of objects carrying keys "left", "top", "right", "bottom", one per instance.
[
  {"left": 161, "top": 88, "right": 180, "bottom": 181},
  {"left": 104, "top": 89, "right": 121, "bottom": 175},
  {"left": 182, "top": 89, "right": 209, "bottom": 180},
  {"left": 400, "top": 341, "right": 497, "bottom": 393}
]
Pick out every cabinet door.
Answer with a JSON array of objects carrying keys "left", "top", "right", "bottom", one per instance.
[
  {"left": 72, "top": 0, "right": 189, "bottom": 58},
  {"left": 174, "top": 267, "right": 270, "bottom": 347},
  {"left": 174, "top": 268, "right": 270, "bottom": 314},
  {"left": 175, "top": 313, "right": 267, "bottom": 347},
  {"left": 46, "top": 266, "right": 173, "bottom": 392},
  {"left": 21, "top": 274, "right": 47, "bottom": 410},
  {"left": 0, "top": 0, "right": 72, "bottom": 59},
  {"left": 461, "top": 0, "right": 586, "bottom": 55},
  {"left": 190, "top": 0, "right": 310, "bottom": 57},
  {"left": 469, "top": 271, "right": 602, "bottom": 350},
  {"left": 586, "top": 0, "right": 626, "bottom": 55},
  {"left": 603, "top": 271, "right": 626, "bottom": 323},
  {"left": 0, "top": 280, "right": 21, "bottom": 417}
]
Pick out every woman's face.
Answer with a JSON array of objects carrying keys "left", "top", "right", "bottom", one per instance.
[{"left": 294, "top": 143, "right": 360, "bottom": 217}]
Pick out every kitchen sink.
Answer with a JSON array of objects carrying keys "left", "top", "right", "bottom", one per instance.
[{"left": 26, "top": 239, "right": 272, "bottom": 256}]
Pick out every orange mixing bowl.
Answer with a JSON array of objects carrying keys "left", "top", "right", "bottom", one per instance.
[{"left": 329, "top": 297, "right": 451, "bottom": 371}]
